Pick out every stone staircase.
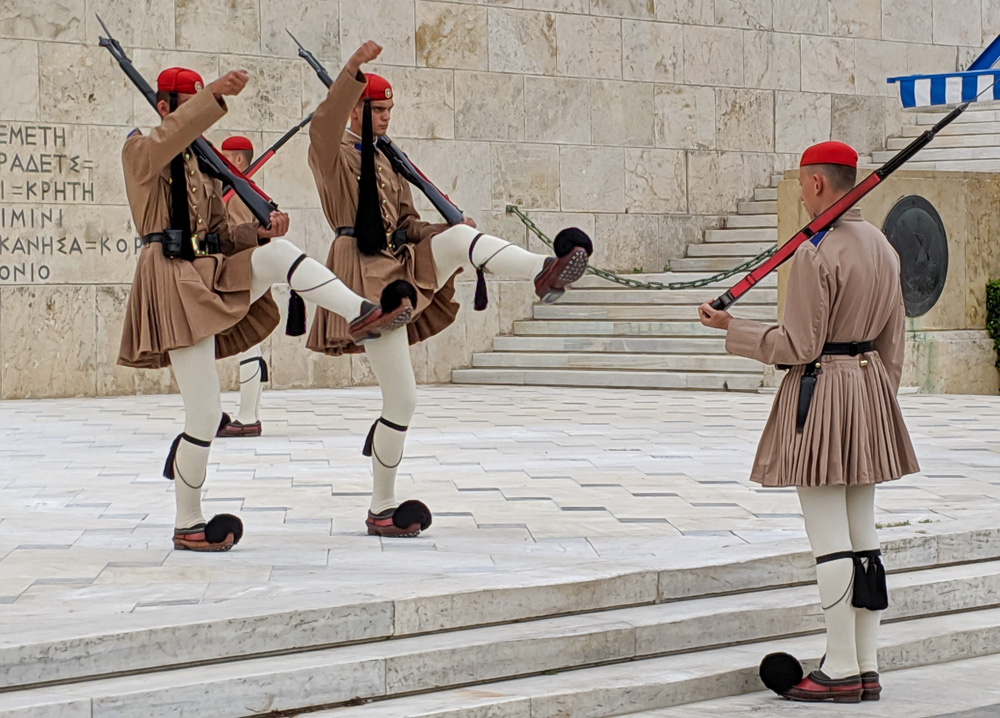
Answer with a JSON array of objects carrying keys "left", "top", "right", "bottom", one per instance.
[
  {"left": 876, "top": 106, "right": 1000, "bottom": 171},
  {"left": 3, "top": 522, "right": 999, "bottom": 717},
  {"left": 454, "top": 104, "right": 1000, "bottom": 394},
  {"left": 452, "top": 175, "right": 784, "bottom": 393}
]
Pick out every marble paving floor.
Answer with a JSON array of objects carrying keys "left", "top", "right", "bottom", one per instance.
[{"left": 1, "top": 385, "right": 998, "bottom": 642}]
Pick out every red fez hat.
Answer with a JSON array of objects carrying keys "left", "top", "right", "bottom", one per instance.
[
  {"left": 361, "top": 73, "right": 393, "bottom": 102},
  {"left": 800, "top": 141, "right": 858, "bottom": 169},
  {"left": 157, "top": 67, "right": 204, "bottom": 95},
  {"left": 221, "top": 136, "right": 254, "bottom": 152}
]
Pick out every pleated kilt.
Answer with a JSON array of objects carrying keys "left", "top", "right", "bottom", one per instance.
[{"left": 750, "top": 351, "right": 919, "bottom": 487}]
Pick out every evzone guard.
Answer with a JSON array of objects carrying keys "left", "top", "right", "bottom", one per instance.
[
  {"left": 305, "top": 41, "right": 594, "bottom": 537},
  {"left": 217, "top": 135, "right": 269, "bottom": 438},
  {"left": 117, "top": 67, "right": 414, "bottom": 551},
  {"left": 699, "top": 141, "right": 919, "bottom": 703}
]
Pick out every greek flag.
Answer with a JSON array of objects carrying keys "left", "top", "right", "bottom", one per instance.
[{"left": 889, "top": 35, "right": 1000, "bottom": 109}]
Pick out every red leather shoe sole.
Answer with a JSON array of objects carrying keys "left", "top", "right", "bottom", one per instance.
[
  {"left": 535, "top": 247, "right": 589, "bottom": 304},
  {"left": 350, "top": 300, "right": 413, "bottom": 345}
]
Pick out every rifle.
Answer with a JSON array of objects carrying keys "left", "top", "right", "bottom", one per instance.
[
  {"left": 710, "top": 103, "right": 968, "bottom": 310},
  {"left": 288, "top": 30, "right": 464, "bottom": 225},
  {"left": 222, "top": 113, "right": 313, "bottom": 203},
  {"left": 97, "top": 15, "right": 277, "bottom": 229}
]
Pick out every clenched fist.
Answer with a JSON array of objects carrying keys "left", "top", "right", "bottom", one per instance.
[
  {"left": 346, "top": 41, "right": 383, "bottom": 75},
  {"left": 257, "top": 211, "right": 290, "bottom": 239},
  {"left": 210, "top": 70, "right": 249, "bottom": 98}
]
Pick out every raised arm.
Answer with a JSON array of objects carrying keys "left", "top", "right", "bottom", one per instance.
[
  {"left": 121, "top": 70, "right": 248, "bottom": 184},
  {"left": 725, "top": 245, "right": 834, "bottom": 366},
  {"left": 308, "top": 42, "right": 381, "bottom": 175}
]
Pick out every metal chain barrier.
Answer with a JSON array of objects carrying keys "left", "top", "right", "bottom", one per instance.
[{"left": 507, "top": 205, "right": 778, "bottom": 291}]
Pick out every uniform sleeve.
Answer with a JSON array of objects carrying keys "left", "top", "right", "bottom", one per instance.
[
  {"left": 725, "top": 244, "right": 834, "bottom": 366},
  {"left": 222, "top": 197, "right": 261, "bottom": 254},
  {"left": 121, "top": 89, "right": 227, "bottom": 184},
  {"left": 308, "top": 66, "right": 367, "bottom": 183},
  {"left": 396, "top": 179, "right": 450, "bottom": 244},
  {"left": 873, "top": 278, "right": 907, "bottom": 392}
]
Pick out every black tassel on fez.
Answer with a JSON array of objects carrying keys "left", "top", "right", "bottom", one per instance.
[{"left": 354, "top": 99, "right": 386, "bottom": 256}]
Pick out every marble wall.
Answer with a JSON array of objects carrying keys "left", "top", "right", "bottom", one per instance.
[
  {"left": 776, "top": 169, "right": 1000, "bottom": 395},
  {"left": 0, "top": 0, "right": 996, "bottom": 398}
]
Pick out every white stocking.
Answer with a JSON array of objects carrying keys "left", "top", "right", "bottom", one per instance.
[
  {"left": 847, "top": 484, "right": 881, "bottom": 674},
  {"left": 429, "top": 224, "right": 546, "bottom": 288},
  {"left": 797, "top": 485, "right": 861, "bottom": 679},
  {"left": 362, "top": 327, "right": 417, "bottom": 514},
  {"left": 250, "top": 238, "right": 365, "bottom": 319},
  {"left": 167, "top": 336, "right": 220, "bottom": 530},
  {"left": 235, "top": 344, "right": 264, "bottom": 425}
]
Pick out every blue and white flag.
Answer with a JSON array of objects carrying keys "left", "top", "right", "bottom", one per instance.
[{"left": 889, "top": 35, "right": 1000, "bottom": 109}]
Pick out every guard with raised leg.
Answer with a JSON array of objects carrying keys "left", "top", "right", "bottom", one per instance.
[{"left": 301, "top": 40, "right": 593, "bottom": 537}]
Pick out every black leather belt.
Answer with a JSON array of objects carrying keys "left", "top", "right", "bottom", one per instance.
[
  {"left": 782, "top": 341, "right": 876, "bottom": 433},
  {"left": 142, "top": 231, "right": 220, "bottom": 259},
  {"left": 337, "top": 226, "right": 409, "bottom": 252}
]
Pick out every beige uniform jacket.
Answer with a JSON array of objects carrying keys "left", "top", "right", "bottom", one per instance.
[
  {"left": 305, "top": 67, "right": 458, "bottom": 356},
  {"left": 726, "top": 208, "right": 919, "bottom": 487},
  {"left": 118, "top": 89, "right": 278, "bottom": 369}
]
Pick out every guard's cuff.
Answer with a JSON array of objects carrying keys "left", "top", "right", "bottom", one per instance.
[{"left": 725, "top": 318, "right": 766, "bottom": 359}]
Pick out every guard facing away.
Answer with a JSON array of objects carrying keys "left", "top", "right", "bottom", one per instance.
[
  {"left": 217, "top": 135, "right": 268, "bottom": 438},
  {"left": 699, "top": 141, "right": 919, "bottom": 703},
  {"left": 306, "top": 41, "right": 593, "bottom": 538},
  {"left": 118, "top": 67, "right": 411, "bottom": 551}
]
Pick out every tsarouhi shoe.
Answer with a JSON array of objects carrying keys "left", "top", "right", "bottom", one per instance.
[
  {"left": 348, "top": 282, "right": 416, "bottom": 345},
  {"left": 365, "top": 500, "right": 432, "bottom": 538},
  {"left": 534, "top": 228, "right": 593, "bottom": 303},
  {"left": 173, "top": 514, "right": 244, "bottom": 552},
  {"left": 782, "top": 671, "right": 863, "bottom": 703},
  {"left": 861, "top": 671, "right": 881, "bottom": 701},
  {"left": 217, "top": 415, "right": 262, "bottom": 438}
]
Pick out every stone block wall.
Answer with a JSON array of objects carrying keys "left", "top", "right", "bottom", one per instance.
[
  {"left": 0, "top": 0, "right": 996, "bottom": 398},
  {"left": 776, "top": 169, "right": 1000, "bottom": 395}
]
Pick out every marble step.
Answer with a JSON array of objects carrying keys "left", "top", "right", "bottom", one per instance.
[
  {"left": 703, "top": 228, "right": 777, "bottom": 243},
  {"left": 4, "top": 524, "right": 998, "bottom": 696},
  {"left": 490, "top": 335, "right": 730, "bottom": 354},
  {"left": 470, "top": 352, "right": 765, "bottom": 374},
  {"left": 625, "top": 652, "right": 1000, "bottom": 717},
  {"left": 304, "top": 607, "right": 1000, "bottom": 718},
  {"left": 686, "top": 241, "right": 773, "bottom": 257},
  {"left": 451, "top": 368, "right": 763, "bottom": 391},
  {"left": 737, "top": 200, "right": 777, "bottom": 215},
  {"left": 915, "top": 108, "right": 1000, "bottom": 124},
  {"left": 888, "top": 133, "right": 1000, "bottom": 150},
  {"left": 5, "top": 559, "right": 1000, "bottom": 718},
  {"left": 753, "top": 187, "right": 777, "bottom": 201},
  {"left": 670, "top": 256, "right": 763, "bottom": 272},
  {"left": 886, "top": 159, "right": 1000, "bottom": 172},
  {"left": 723, "top": 214, "right": 777, "bottom": 228},
  {"left": 532, "top": 304, "right": 776, "bottom": 321},
  {"left": 901, "top": 120, "right": 1000, "bottom": 136},
  {"left": 511, "top": 319, "right": 728, "bottom": 337},
  {"left": 873, "top": 146, "right": 1000, "bottom": 163},
  {"left": 558, "top": 287, "right": 777, "bottom": 305}
]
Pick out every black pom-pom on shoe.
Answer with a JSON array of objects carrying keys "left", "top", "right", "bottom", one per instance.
[
  {"left": 553, "top": 228, "right": 593, "bottom": 258},
  {"left": 759, "top": 652, "right": 804, "bottom": 695},
  {"left": 380, "top": 280, "right": 418, "bottom": 312},
  {"left": 205, "top": 514, "right": 244, "bottom": 546},
  {"left": 393, "top": 500, "right": 432, "bottom": 531}
]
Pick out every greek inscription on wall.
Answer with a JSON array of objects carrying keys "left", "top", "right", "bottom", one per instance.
[{"left": 0, "top": 122, "right": 138, "bottom": 284}]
